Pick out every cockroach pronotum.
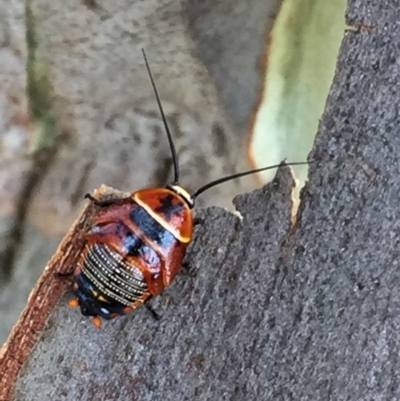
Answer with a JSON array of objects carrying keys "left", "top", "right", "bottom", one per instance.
[{"left": 59, "top": 50, "right": 309, "bottom": 328}]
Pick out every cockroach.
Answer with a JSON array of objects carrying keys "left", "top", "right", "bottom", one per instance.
[{"left": 59, "top": 50, "right": 309, "bottom": 327}]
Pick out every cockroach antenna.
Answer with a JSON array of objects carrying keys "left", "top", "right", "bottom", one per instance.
[
  {"left": 142, "top": 48, "right": 180, "bottom": 185},
  {"left": 141, "top": 49, "right": 311, "bottom": 205},
  {"left": 191, "top": 161, "right": 311, "bottom": 202}
]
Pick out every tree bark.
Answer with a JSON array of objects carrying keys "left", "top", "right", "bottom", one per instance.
[{"left": 2, "top": 0, "right": 398, "bottom": 400}]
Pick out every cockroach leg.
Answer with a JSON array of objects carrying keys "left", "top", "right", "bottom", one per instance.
[
  {"left": 193, "top": 217, "right": 203, "bottom": 226},
  {"left": 144, "top": 300, "right": 161, "bottom": 321}
]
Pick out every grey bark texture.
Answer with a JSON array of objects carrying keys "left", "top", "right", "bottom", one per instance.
[
  {"left": 3, "top": 0, "right": 400, "bottom": 400},
  {"left": 0, "top": 0, "right": 278, "bottom": 344}
]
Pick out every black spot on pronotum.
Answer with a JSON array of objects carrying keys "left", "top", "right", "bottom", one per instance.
[{"left": 155, "top": 194, "right": 184, "bottom": 220}]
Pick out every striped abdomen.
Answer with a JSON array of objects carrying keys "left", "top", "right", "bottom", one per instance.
[{"left": 80, "top": 242, "right": 148, "bottom": 306}]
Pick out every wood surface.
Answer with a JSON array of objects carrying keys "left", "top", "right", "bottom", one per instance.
[{"left": 2, "top": 0, "right": 399, "bottom": 400}]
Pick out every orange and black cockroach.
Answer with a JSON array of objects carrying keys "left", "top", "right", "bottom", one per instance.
[{"left": 59, "top": 50, "right": 310, "bottom": 328}]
